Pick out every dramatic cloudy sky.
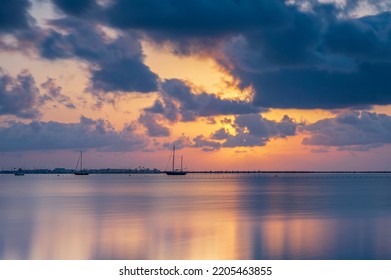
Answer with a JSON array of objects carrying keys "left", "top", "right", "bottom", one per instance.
[{"left": 1, "top": 0, "right": 391, "bottom": 170}]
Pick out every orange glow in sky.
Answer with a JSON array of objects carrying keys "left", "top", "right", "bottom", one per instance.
[{"left": 1, "top": 0, "right": 391, "bottom": 171}]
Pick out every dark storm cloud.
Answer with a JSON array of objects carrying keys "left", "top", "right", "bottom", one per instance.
[
  {"left": 51, "top": 0, "right": 97, "bottom": 16},
  {"left": 144, "top": 79, "right": 263, "bottom": 122},
  {"left": 39, "top": 18, "right": 158, "bottom": 93},
  {"left": 0, "top": 69, "right": 41, "bottom": 119},
  {"left": 0, "top": 116, "right": 146, "bottom": 152},
  {"left": 248, "top": 62, "right": 391, "bottom": 109},
  {"left": 301, "top": 111, "right": 391, "bottom": 149},
  {"left": 323, "top": 14, "right": 391, "bottom": 60},
  {"left": 91, "top": 59, "right": 158, "bottom": 93},
  {"left": 224, "top": 8, "right": 391, "bottom": 109},
  {"left": 101, "top": 0, "right": 391, "bottom": 109},
  {"left": 4, "top": 0, "right": 391, "bottom": 114},
  {"left": 103, "top": 0, "right": 292, "bottom": 56},
  {"left": 227, "top": 8, "right": 322, "bottom": 70},
  {"left": 0, "top": 0, "right": 32, "bottom": 32},
  {"left": 106, "top": 0, "right": 288, "bottom": 36},
  {"left": 39, "top": 29, "right": 73, "bottom": 60}
]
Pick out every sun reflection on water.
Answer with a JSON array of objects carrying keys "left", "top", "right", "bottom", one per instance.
[{"left": 1, "top": 174, "right": 391, "bottom": 259}]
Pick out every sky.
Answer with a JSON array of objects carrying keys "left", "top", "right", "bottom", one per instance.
[{"left": 1, "top": 0, "right": 391, "bottom": 171}]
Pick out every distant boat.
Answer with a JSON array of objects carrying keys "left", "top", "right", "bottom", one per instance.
[
  {"left": 165, "top": 145, "right": 187, "bottom": 175},
  {"left": 14, "top": 168, "right": 25, "bottom": 176},
  {"left": 74, "top": 151, "right": 89, "bottom": 175}
]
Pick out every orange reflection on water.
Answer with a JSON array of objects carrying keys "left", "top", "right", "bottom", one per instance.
[
  {"left": 5, "top": 175, "right": 391, "bottom": 260},
  {"left": 25, "top": 178, "right": 250, "bottom": 259},
  {"left": 258, "top": 215, "right": 338, "bottom": 259},
  {"left": 141, "top": 210, "right": 247, "bottom": 259},
  {"left": 27, "top": 199, "right": 391, "bottom": 260},
  {"left": 29, "top": 206, "right": 94, "bottom": 259}
]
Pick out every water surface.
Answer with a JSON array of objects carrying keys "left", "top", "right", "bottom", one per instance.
[{"left": 1, "top": 173, "right": 391, "bottom": 259}]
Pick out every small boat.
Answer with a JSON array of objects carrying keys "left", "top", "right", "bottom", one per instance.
[
  {"left": 74, "top": 151, "right": 89, "bottom": 175},
  {"left": 165, "top": 145, "right": 187, "bottom": 175},
  {"left": 14, "top": 168, "right": 25, "bottom": 176}
]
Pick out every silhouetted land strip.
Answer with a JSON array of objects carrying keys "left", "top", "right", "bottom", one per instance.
[
  {"left": 187, "top": 170, "right": 391, "bottom": 174},
  {"left": 1, "top": 168, "right": 391, "bottom": 175},
  {"left": 0, "top": 168, "right": 160, "bottom": 175}
]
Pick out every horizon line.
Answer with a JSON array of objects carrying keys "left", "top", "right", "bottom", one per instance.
[{"left": 1, "top": 168, "right": 391, "bottom": 175}]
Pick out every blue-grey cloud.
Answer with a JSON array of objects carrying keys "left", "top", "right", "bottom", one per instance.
[
  {"left": 5, "top": 0, "right": 391, "bottom": 114},
  {"left": 91, "top": 59, "right": 158, "bottom": 93},
  {"left": 39, "top": 29, "right": 73, "bottom": 60},
  {"left": 51, "top": 0, "right": 97, "bottom": 16},
  {"left": 246, "top": 61, "right": 391, "bottom": 109},
  {"left": 0, "top": 116, "right": 147, "bottom": 152},
  {"left": 323, "top": 14, "right": 391, "bottom": 60},
  {"left": 193, "top": 135, "right": 221, "bottom": 152},
  {"left": 187, "top": 113, "right": 298, "bottom": 151},
  {"left": 105, "top": 0, "right": 288, "bottom": 38},
  {"left": 102, "top": 0, "right": 294, "bottom": 57},
  {"left": 223, "top": 9, "right": 391, "bottom": 109},
  {"left": 99, "top": 0, "right": 391, "bottom": 109},
  {"left": 0, "top": 69, "right": 41, "bottom": 118},
  {"left": 144, "top": 79, "right": 264, "bottom": 122},
  {"left": 218, "top": 114, "right": 298, "bottom": 147},
  {"left": 40, "top": 78, "right": 76, "bottom": 109},
  {"left": 39, "top": 17, "right": 158, "bottom": 94},
  {"left": 0, "top": 0, "right": 32, "bottom": 32},
  {"left": 163, "top": 135, "right": 192, "bottom": 150},
  {"left": 302, "top": 111, "right": 391, "bottom": 150},
  {"left": 0, "top": 2, "right": 158, "bottom": 95},
  {"left": 138, "top": 113, "right": 170, "bottom": 137},
  {"left": 211, "top": 128, "right": 231, "bottom": 140},
  {"left": 234, "top": 114, "right": 297, "bottom": 139}
]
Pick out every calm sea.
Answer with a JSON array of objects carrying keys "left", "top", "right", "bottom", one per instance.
[{"left": 1, "top": 173, "right": 391, "bottom": 260}]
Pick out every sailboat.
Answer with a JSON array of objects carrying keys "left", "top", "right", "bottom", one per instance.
[
  {"left": 14, "top": 168, "right": 25, "bottom": 176},
  {"left": 165, "top": 145, "right": 187, "bottom": 175},
  {"left": 74, "top": 151, "right": 89, "bottom": 175}
]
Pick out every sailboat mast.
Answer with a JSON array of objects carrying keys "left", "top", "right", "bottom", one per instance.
[
  {"left": 74, "top": 151, "right": 89, "bottom": 175},
  {"left": 165, "top": 145, "right": 187, "bottom": 175},
  {"left": 172, "top": 145, "right": 175, "bottom": 171}
]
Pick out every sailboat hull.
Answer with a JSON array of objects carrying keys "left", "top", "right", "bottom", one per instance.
[
  {"left": 74, "top": 171, "right": 89, "bottom": 175},
  {"left": 165, "top": 171, "right": 187, "bottom": 175}
]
